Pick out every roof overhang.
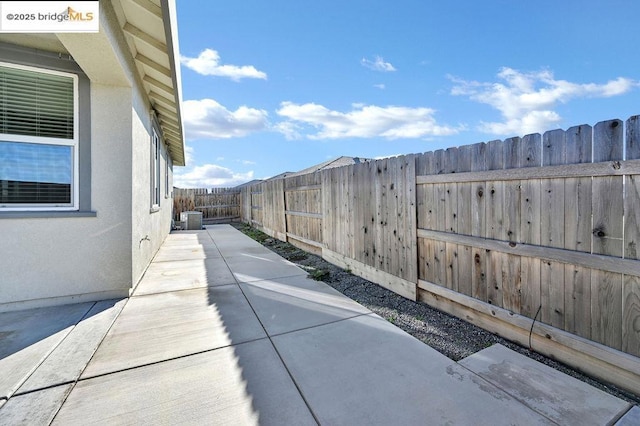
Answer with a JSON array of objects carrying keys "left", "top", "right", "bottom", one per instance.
[
  {"left": 0, "top": 0, "right": 186, "bottom": 166},
  {"left": 113, "top": 0, "right": 186, "bottom": 166}
]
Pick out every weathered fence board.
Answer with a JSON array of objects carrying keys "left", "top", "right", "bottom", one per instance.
[
  {"left": 251, "top": 188, "right": 264, "bottom": 226},
  {"left": 589, "top": 120, "right": 625, "bottom": 351},
  {"left": 592, "top": 270, "right": 623, "bottom": 350},
  {"left": 470, "top": 142, "right": 488, "bottom": 302},
  {"left": 456, "top": 145, "right": 473, "bottom": 296},
  {"left": 236, "top": 115, "right": 640, "bottom": 394},
  {"left": 565, "top": 264, "right": 592, "bottom": 339},
  {"left": 173, "top": 187, "right": 240, "bottom": 223},
  {"left": 625, "top": 116, "right": 640, "bottom": 260},
  {"left": 540, "top": 130, "right": 566, "bottom": 327},
  {"left": 284, "top": 172, "right": 323, "bottom": 252},
  {"left": 592, "top": 120, "right": 624, "bottom": 257},
  {"left": 563, "top": 124, "right": 593, "bottom": 338},
  {"left": 323, "top": 156, "right": 417, "bottom": 285},
  {"left": 259, "top": 179, "right": 286, "bottom": 240},
  {"left": 485, "top": 140, "right": 504, "bottom": 308},
  {"left": 623, "top": 275, "right": 640, "bottom": 355},
  {"left": 502, "top": 137, "right": 522, "bottom": 312},
  {"left": 564, "top": 126, "right": 592, "bottom": 249},
  {"left": 240, "top": 187, "right": 251, "bottom": 224},
  {"left": 627, "top": 175, "right": 640, "bottom": 261},
  {"left": 519, "top": 133, "right": 542, "bottom": 319},
  {"left": 413, "top": 119, "right": 639, "bottom": 360}
]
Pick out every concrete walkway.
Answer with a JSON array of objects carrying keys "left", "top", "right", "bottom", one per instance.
[{"left": 0, "top": 224, "right": 637, "bottom": 425}]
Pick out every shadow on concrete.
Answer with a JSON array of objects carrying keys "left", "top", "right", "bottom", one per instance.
[
  {"left": 12, "top": 225, "right": 626, "bottom": 424},
  {"left": 199, "top": 225, "right": 557, "bottom": 425},
  {"left": 0, "top": 299, "right": 122, "bottom": 400}
]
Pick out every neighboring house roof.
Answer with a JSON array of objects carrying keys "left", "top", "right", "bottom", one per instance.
[
  {"left": 233, "top": 179, "right": 264, "bottom": 189},
  {"left": 265, "top": 172, "right": 295, "bottom": 181},
  {"left": 233, "top": 157, "right": 371, "bottom": 188},
  {"left": 0, "top": 0, "right": 186, "bottom": 167},
  {"left": 287, "top": 156, "right": 371, "bottom": 177}
]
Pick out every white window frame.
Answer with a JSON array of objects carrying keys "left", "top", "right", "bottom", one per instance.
[
  {"left": 151, "top": 128, "right": 161, "bottom": 208},
  {"left": 164, "top": 150, "right": 170, "bottom": 199},
  {"left": 0, "top": 61, "right": 79, "bottom": 211}
]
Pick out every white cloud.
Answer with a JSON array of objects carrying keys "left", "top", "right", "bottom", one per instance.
[
  {"left": 273, "top": 121, "right": 303, "bottom": 140},
  {"left": 183, "top": 145, "right": 195, "bottom": 165},
  {"left": 181, "top": 49, "right": 267, "bottom": 81},
  {"left": 276, "top": 102, "right": 460, "bottom": 140},
  {"left": 374, "top": 83, "right": 386, "bottom": 90},
  {"left": 183, "top": 99, "right": 269, "bottom": 139},
  {"left": 361, "top": 55, "right": 396, "bottom": 72},
  {"left": 174, "top": 164, "right": 254, "bottom": 188},
  {"left": 450, "top": 67, "right": 638, "bottom": 135}
]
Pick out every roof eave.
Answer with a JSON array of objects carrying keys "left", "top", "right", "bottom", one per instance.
[{"left": 159, "top": 0, "right": 185, "bottom": 166}]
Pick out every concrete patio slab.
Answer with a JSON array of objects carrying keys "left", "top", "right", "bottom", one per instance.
[
  {"left": 17, "top": 299, "right": 126, "bottom": 395},
  {"left": 160, "top": 233, "right": 216, "bottom": 245},
  {"left": 162, "top": 230, "right": 216, "bottom": 244},
  {"left": 82, "top": 285, "right": 266, "bottom": 379},
  {"left": 226, "top": 254, "right": 308, "bottom": 283},
  {"left": 133, "top": 257, "right": 237, "bottom": 295},
  {"left": 0, "top": 303, "right": 93, "bottom": 399},
  {"left": 0, "top": 384, "right": 73, "bottom": 426},
  {"left": 616, "top": 406, "right": 640, "bottom": 425},
  {"left": 3, "top": 224, "right": 636, "bottom": 424},
  {"left": 54, "top": 341, "right": 316, "bottom": 426},
  {"left": 459, "top": 343, "right": 631, "bottom": 425},
  {"left": 206, "top": 227, "right": 280, "bottom": 253},
  {"left": 240, "top": 275, "right": 370, "bottom": 336},
  {"left": 160, "top": 233, "right": 216, "bottom": 243},
  {"left": 206, "top": 225, "right": 250, "bottom": 239},
  {"left": 152, "top": 245, "right": 222, "bottom": 262},
  {"left": 218, "top": 245, "right": 283, "bottom": 259},
  {"left": 165, "top": 230, "right": 209, "bottom": 237},
  {"left": 273, "top": 314, "right": 551, "bottom": 425}
]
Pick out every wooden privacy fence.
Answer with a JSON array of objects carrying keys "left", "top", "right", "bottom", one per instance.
[
  {"left": 173, "top": 187, "right": 241, "bottom": 224},
  {"left": 240, "top": 115, "right": 640, "bottom": 395}
]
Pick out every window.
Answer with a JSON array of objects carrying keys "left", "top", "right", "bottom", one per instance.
[
  {"left": 165, "top": 152, "right": 170, "bottom": 198},
  {"left": 0, "top": 62, "right": 78, "bottom": 211},
  {"left": 151, "top": 128, "right": 160, "bottom": 208}
]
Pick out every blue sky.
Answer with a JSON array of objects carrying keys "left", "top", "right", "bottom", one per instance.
[{"left": 174, "top": 0, "right": 640, "bottom": 187}]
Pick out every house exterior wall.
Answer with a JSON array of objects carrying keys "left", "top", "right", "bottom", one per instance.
[
  {"left": 0, "top": 76, "right": 135, "bottom": 312},
  {"left": 0, "top": 1, "right": 178, "bottom": 311},
  {"left": 130, "top": 87, "right": 174, "bottom": 288}
]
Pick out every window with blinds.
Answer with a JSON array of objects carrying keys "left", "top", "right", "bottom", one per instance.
[{"left": 0, "top": 62, "right": 77, "bottom": 210}]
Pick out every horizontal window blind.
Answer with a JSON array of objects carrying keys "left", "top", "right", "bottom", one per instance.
[
  {"left": 0, "top": 65, "right": 74, "bottom": 139},
  {"left": 0, "top": 180, "right": 70, "bottom": 204},
  {"left": 0, "top": 63, "right": 76, "bottom": 208}
]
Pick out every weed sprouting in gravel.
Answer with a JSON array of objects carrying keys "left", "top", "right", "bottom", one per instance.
[{"left": 309, "top": 268, "right": 330, "bottom": 281}]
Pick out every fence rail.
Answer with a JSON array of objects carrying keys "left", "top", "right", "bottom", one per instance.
[{"left": 235, "top": 115, "right": 640, "bottom": 395}]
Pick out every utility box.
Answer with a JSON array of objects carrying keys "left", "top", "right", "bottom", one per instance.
[{"left": 180, "top": 211, "right": 203, "bottom": 230}]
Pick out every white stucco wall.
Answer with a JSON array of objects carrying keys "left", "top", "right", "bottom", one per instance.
[
  {"left": 0, "top": 84, "right": 134, "bottom": 311},
  {"left": 0, "top": 1, "right": 176, "bottom": 311},
  {"left": 130, "top": 85, "right": 173, "bottom": 288}
]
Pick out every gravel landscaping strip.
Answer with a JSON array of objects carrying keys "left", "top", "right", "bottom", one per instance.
[{"left": 231, "top": 223, "right": 640, "bottom": 407}]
